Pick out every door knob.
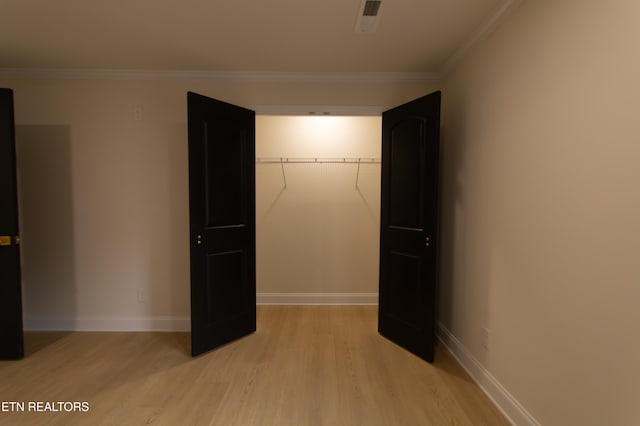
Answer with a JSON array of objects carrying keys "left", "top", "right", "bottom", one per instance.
[
  {"left": 425, "top": 236, "right": 430, "bottom": 247},
  {"left": 196, "top": 235, "right": 202, "bottom": 245}
]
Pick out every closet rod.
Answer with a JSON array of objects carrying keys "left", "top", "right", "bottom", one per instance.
[
  {"left": 256, "top": 157, "right": 380, "bottom": 189},
  {"left": 256, "top": 157, "right": 381, "bottom": 164}
]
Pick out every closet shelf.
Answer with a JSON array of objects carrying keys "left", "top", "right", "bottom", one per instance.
[
  {"left": 255, "top": 157, "right": 380, "bottom": 189},
  {"left": 256, "top": 157, "right": 380, "bottom": 164}
]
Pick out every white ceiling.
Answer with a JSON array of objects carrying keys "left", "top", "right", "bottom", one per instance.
[{"left": 0, "top": 0, "right": 519, "bottom": 76}]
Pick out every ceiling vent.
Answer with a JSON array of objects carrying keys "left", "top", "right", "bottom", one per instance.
[
  {"left": 362, "top": 0, "right": 382, "bottom": 16},
  {"left": 355, "top": 0, "right": 382, "bottom": 33}
]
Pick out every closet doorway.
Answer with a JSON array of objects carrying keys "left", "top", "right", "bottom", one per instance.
[
  {"left": 188, "top": 92, "right": 440, "bottom": 363},
  {"left": 255, "top": 114, "right": 382, "bottom": 307}
]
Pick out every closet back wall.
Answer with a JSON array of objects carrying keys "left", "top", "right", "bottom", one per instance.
[{"left": 256, "top": 116, "right": 381, "bottom": 304}]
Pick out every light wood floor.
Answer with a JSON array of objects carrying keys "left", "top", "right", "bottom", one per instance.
[{"left": 0, "top": 306, "right": 508, "bottom": 425}]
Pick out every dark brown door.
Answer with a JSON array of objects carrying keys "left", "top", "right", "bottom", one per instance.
[
  {"left": 378, "top": 91, "right": 441, "bottom": 363},
  {"left": 187, "top": 92, "right": 256, "bottom": 357},
  {"left": 0, "top": 88, "right": 24, "bottom": 360}
]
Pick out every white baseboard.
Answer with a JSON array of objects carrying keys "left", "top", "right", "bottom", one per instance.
[
  {"left": 22, "top": 294, "right": 377, "bottom": 331},
  {"left": 22, "top": 294, "right": 378, "bottom": 330},
  {"left": 257, "top": 292, "right": 378, "bottom": 305},
  {"left": 24, "top": 317, "right": 190, "bottom": 332},
  {"left": 437, "top": 323, "right": 540, "bottom": 426}
]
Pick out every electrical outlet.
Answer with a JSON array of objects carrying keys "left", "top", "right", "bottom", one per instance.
[
  {"left": 137, "top": 288, "right": 145, "bottom": 303},
  {"left": 481, "top": 327, "right": 490, "bottom": 350}
]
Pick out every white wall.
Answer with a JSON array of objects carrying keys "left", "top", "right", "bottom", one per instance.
[
  {"left": 1, "top": 76, "right": 435, "bottom": 329},
  {"left": 256, "top": 116, "right": 381, "bottom": 303},
  {"left": 440, "top": 0, "right": 640, "bottom": 424}
]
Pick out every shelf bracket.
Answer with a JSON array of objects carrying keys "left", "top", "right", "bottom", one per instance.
[{"left": 280, "top": 157, "right": 287, "bottom": 189}]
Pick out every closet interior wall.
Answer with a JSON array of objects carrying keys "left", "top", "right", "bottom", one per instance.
[{"left": 255, "top": 115, "right": 381, "bottom": 302}]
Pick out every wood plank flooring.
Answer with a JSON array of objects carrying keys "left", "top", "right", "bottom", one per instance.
[{"left": 0, "top": 306, "right": 508, "bottom": 425}]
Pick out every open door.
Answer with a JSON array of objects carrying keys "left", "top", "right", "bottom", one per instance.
[
  {"left": 0, "top": 88, "right": 24, "bottom": 360},
  {"left": 378, "top": 91, "right": 441, "bottom": 363},
  {"left": 187, "top": 92, "right": 256, "bottom": 357}
]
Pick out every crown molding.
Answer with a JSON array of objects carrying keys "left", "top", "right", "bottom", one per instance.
[
  {"left": 0, "top": 2, "right": 524, "bottom": 84},
  {"left": 0, "top": 68, "right": 440, "bottom": 84},
  {"left": 439, "top": 0, "right": 526, "bottom": 78}
]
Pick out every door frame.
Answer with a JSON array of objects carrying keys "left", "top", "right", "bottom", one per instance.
[
  {"left": 249, "top": 102, "right": 440, "bottom": 306},
  {"left": 250, "top": 105, "right": 385, "bottom": 116}
]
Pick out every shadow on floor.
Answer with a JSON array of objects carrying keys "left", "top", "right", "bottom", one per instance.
[{"left": 24, "top": 331, "right": 71, "bottom": 356}]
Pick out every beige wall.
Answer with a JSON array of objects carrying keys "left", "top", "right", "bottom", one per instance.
[
  {"left": 1, "top": 76, "right": 435, "bottom": 328},
  {"left": 9, "top": 80, "right": 193, "bottom": 329},
  {"left": 12, "top": 2, "right": 639, "bottom": 420},
  {"left": 256, "top": 116, "right": 381, "bottom": 299},
  {"left": 440, "top": 0, "right": 640, "bottom": 424}
]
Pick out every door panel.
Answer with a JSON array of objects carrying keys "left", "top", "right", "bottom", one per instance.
[
  {"left": 379, "top": 91, "right": 441, "bottom": 363},
  {"left": 389, "top": 119, "right": 423, "bottom": 229},
  {"left": 204, "top": 120, "right": 246, "bottom": 227},
  {"left": 0, "top": 88, "right": 24, "bottom": 360},
  {"left": 205, "top": 250, "right": 246, "bottom": 322},
  {"left": 188, "top": 92, "right": 256, "bottom": 357}
]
